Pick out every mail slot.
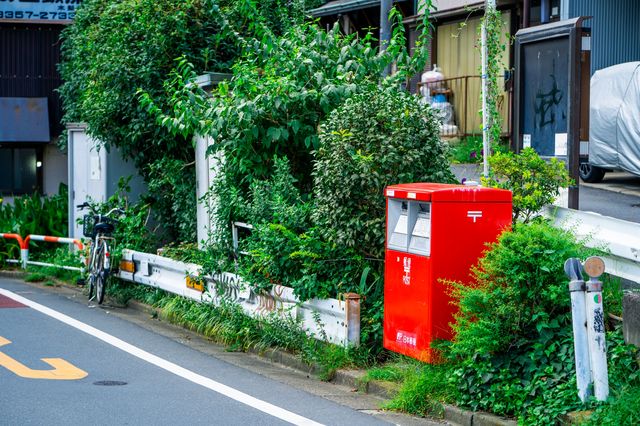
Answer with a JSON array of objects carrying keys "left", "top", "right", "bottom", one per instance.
[{"left": 383, "top": 183, "right": 512, "bottom": 362}]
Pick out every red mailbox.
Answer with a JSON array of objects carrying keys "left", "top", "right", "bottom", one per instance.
[{"left": 383, "top": 183, "right": 512, "bottom": 362}]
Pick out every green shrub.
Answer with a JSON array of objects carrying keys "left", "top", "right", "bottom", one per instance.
[
  {"left": 0, "top": 185, "right": 68, "bottom": 264},
  {"left": 235, "top": 158, "right": 367, "bottom": 301},
  {"left": 312, "top": 85, "right": 455, "bottom": 260},
  {"left": 481, "top": 148, "right": 572, "bottom": 223},
  {"left": 442, "top": 221, "right": 610, "bottom": 423},
  {"left": 447, "top": 222, "right": 595, "bottom": 358},
  {"left": 208, "top": 23, "right": 391, "bottom": 189}
]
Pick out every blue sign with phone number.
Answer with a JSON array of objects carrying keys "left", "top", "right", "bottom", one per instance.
[{"left": 0, "top": 0, "right": 82, "bottom": 21}]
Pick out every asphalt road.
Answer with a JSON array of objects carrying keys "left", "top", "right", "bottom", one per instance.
[
  {"left": 0, "top": 277, "right": 413, "bottom": 426},
  {"left": 580, "top": 172, "right": 640, "bottom": 222}
]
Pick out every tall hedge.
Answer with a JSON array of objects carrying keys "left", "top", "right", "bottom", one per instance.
[{"left": 312, "top": 86, "right": 455, "bottom": 259}]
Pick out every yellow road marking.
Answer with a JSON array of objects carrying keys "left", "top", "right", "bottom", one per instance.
[{"left": 0, "top": 335, "right": 88, "bottom": 380}]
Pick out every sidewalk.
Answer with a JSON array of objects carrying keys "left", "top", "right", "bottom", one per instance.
[{"left": 450, "top": 163, "right": 482, "bottom": 184}]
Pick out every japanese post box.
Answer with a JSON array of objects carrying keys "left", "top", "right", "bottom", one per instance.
[{"left": 383, "top": 183, "right": 512, "bottom": 362}]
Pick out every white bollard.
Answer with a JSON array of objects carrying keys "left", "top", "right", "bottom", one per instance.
[
  {"left": 20, "top": 248, "right": 29, "bottom": 269},
  {"left": 583, "top": 256, "right": 609, "bottom": 401},
  {"left": 565, "top": 258, "right": 592, "bottom": 402}
]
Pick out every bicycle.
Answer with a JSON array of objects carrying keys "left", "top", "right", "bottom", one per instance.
[{"left": 77, "top": 203, "right": 123, "bottom": 304}]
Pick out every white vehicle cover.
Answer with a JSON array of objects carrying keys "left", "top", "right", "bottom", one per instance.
[{"left": 590, "top": 62, "right": 640, "bottom": 176}]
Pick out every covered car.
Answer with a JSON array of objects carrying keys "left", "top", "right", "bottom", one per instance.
[{"left": 582, "top": 62, "right": 640, "bottom": 182}]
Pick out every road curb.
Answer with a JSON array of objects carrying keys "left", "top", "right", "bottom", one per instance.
[{"left": 2, "top": 270, "right": 516, "bottom": 426}]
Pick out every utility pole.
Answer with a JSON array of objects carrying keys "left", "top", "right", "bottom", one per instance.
[
  {"left": 380, "top": 0, "right": 392, "bottom": 76},
  {"left": 481, "top": 0, "right": 496, "bottom": 178}
]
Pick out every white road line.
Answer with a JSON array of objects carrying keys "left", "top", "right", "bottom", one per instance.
[{"left": 0, "top": 288, "right": 324, "bottom": 426}]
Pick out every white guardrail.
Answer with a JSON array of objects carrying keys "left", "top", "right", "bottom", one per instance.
[
  {"left": 116, "top": 249, "right": 361, "bottom": 347},
  {"left": 112, "top": 208, "right": 637, "bottom": 349},
  {"left": 546, "top": 206, "right": 640, "bottom": 283}
]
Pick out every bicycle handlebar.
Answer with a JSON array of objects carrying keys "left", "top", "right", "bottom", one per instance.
[
  {"left": 77, "top": 203, "right": 124, "bottom": 219},
  {"left": 106, "top": 207, "right": 125, "bottom": 218}
]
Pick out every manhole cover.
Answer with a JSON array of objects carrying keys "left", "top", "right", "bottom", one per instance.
[{"left": 93, "top": 380, "right": 127, "bottom": 386}]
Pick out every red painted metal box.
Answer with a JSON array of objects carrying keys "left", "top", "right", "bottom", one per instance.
[{"left": 383, "top": 183, "right": 512, "bottom": 362}]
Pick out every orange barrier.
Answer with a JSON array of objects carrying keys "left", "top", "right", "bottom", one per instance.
[
  {"left": 25, "top": 235, "right": 84, "bottom": 250},
  {"left": 1, "top": 233, "right": 84, "bottom": 271},
  {"left": 0, "top": 233, "right": 27, "bottom": 249}
]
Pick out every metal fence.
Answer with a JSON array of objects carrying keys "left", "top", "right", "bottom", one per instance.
[{"left": 416, "top": 75, "right": 511, "bottom": 139}]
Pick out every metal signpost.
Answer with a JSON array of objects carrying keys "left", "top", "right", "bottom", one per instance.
[{"left": 513, "top": 18, "right": 591, "bottom": 209}]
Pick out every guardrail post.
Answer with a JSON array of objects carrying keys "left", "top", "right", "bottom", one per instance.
[{"left": 344, "top": 293, "right": 361, "bottom": 347}]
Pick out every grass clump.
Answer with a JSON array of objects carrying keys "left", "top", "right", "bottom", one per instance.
[
  {"left": 24, "top": 273, "right": 47, "bottom": 283},
  {"left": 150, "top": 293, "right": 370, "bottom": 378},
  {"left": 364, "top": 357, "right": 456, "bottom": 418},
  {"left": 384, "top": 363, "right": 455, "bottom": 418}
]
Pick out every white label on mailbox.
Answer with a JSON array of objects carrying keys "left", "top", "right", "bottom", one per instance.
[
  {"left": 467, "top": 210, "right": 482, "bottom": 223},
  {"left": 402, "top": 256, "right": 411, "bottom": 285},
  {"left": 407, "top": 192, "right": 417, "bottom": 199},
  {"left": 396, "top": 330, "right": 417, "bottom": 347},
  {"left": 386, "top": 189, "right": 395, "bottom": 197}
]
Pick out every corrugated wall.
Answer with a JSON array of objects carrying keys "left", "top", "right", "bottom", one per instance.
[
  {"left": 0, "top": 23, "right": 64, "bottom": 138},
  {"left": 569, "top": 0, "right": 640, "bottom": 74}
]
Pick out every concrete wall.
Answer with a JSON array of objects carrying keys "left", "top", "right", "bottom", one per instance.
[
  {"left": 67, "top": 124, "right": 146, "bottom": 240},
  {"left": 43, "top": 143, "right": 67, "bottom": 196}
]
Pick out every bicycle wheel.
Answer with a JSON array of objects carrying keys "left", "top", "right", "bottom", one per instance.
[
  {"left": 87, "top": 241, "right": 100, "bottom": 301},
  {"left": 95, "top": 239, "right": 108, "bottom": 305}
]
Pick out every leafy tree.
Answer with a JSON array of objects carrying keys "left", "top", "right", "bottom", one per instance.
[{"left": 59, "top": 0, "right": 311, "bottom": 242}]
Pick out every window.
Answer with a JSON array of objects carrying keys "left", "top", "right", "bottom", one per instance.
[{"left": 0, "top": 147, "right": 42, "bottom": 195}]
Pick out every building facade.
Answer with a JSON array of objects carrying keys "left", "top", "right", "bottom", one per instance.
[{"left": 0, "top": 1, "right": 80, "bottom": 198}]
